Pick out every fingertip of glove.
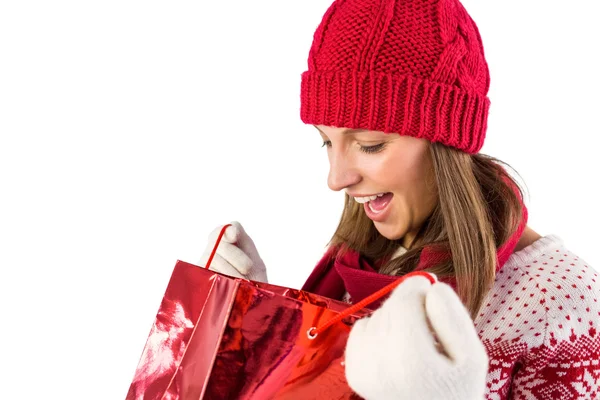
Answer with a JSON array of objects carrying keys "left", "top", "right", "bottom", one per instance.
[
  {"left": 385, "top": 274, "right": 434, "bottom": 304},
  {"left": 223, "top": 222, "right": 240, "bottom": 243},
  {"left": 399, "top": 274, "right": 435, "bottom": 290}
]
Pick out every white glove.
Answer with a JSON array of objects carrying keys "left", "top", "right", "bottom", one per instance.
[
  {"left": 197, "top": 221, "right": 268, "bottom": 283},
  {"left": 345, "top": 275, "right": 488, "bottom": 400}
]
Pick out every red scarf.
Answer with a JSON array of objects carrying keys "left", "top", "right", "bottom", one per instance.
[{"left": 301, "top": 171, "right": 528, "bottom": 309}]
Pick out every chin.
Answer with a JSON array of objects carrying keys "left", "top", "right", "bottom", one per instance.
[{"left": 373, "top": 220, "right": 405, "bottom": 241}]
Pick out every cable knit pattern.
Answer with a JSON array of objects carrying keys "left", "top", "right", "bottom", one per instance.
[
  {"left": 300, "top": 0, "right": 491, "bottom": 154},
  {"left": 475, "top": 235, "right": 600, "bottom": 399}
]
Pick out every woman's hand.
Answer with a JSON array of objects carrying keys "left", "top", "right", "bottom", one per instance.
[
  {"left": 345, "top": 275, "right": 488, "bottom": 400},
  {"left": 197, "top": 221, "right": 268, "bottom": 283}
]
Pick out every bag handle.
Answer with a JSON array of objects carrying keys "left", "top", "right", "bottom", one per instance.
[
  {"left": 204, "top": 224, "right": 437, "bottom": 340},
  {"left": 203, "top": 223, "right": 233, "bottom": 270},
  {"left": 307, "top": 270, "right": 436, "bottom": 339}
]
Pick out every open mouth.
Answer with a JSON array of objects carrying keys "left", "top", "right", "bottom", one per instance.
[
  {"left": 364, "top": 192, "right": 393, "bottom": 213},
  {"left": 353, "top": 192, "right": 394, "bottom": 221}
]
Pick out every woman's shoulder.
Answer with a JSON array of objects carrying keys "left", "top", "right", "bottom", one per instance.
[
  {"left": 501, "top": 234, "right": 598, "bottom": 296},
  {"left": 478, "top": 234, "right": 599, "bottom": 345},
  {"left": 494, "top": 234, "right": 599, "bottom": 335}
]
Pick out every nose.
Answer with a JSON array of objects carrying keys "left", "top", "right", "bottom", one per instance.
[{"left": 327, "top": 153, "right": 361, "bottom": 192}]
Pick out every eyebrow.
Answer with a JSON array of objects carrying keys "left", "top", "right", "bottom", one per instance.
[{"left": 314, "top": 126, "right": 370, "bottom": 135}]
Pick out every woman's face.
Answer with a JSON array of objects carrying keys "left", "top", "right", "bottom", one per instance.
[{"left": 316, "top": 125, "right": 438, "bottom": 248}]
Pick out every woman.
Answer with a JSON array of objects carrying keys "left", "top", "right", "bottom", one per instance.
[{"left": 198, "top": 0, "right": 600, "bottom": 398}]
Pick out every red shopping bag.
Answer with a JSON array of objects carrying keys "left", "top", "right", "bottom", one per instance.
[{"left": 126, "top": 225, "right": 435, "bottom": 399}]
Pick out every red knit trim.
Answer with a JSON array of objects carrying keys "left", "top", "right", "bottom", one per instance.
[{"left": 300, "top": 70, "right": 490, "bottom": 154}]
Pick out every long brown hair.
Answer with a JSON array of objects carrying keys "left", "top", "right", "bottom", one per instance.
[{"left": 329, "top": 142, "right": 525, "bottom": 318}]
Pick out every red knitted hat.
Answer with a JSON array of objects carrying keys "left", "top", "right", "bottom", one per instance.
[{"left": 300, "top": 0, "right": 491, "bottom": 154}]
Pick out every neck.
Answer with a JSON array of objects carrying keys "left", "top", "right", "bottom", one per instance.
[{"left": 513, "top": 226, "right": 541, "bottom": 253}]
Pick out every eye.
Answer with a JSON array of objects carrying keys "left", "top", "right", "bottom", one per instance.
[
  {"left": 321, "top": 140, "right": 332, "bottom": 148},
  {"left": 360, "top": 143, "right": 385, "bottom": 154}
]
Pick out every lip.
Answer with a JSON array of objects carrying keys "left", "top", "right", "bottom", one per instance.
[{"left": 363, "top": 193, "right": 393, "bottom": 222}]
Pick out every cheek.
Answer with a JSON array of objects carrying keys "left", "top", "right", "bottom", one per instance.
[{"left": 381, "top": 151, "right": 428, "bottom": 190}]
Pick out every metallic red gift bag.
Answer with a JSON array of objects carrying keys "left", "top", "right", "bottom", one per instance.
[
  {"left": 126, "top": 259, "right": 372, "bottom": 400},
  {"left": 126, "top": 225, "right": 436, "bottom": 399}
]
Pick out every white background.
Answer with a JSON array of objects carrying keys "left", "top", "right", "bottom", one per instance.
[{"left": 1, "top": 1, "right": 598, "bottom": 398}]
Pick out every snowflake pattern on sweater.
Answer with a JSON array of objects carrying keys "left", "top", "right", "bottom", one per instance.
[{"left": 475, "top": 235, "right": 600, "bottom": 399}]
